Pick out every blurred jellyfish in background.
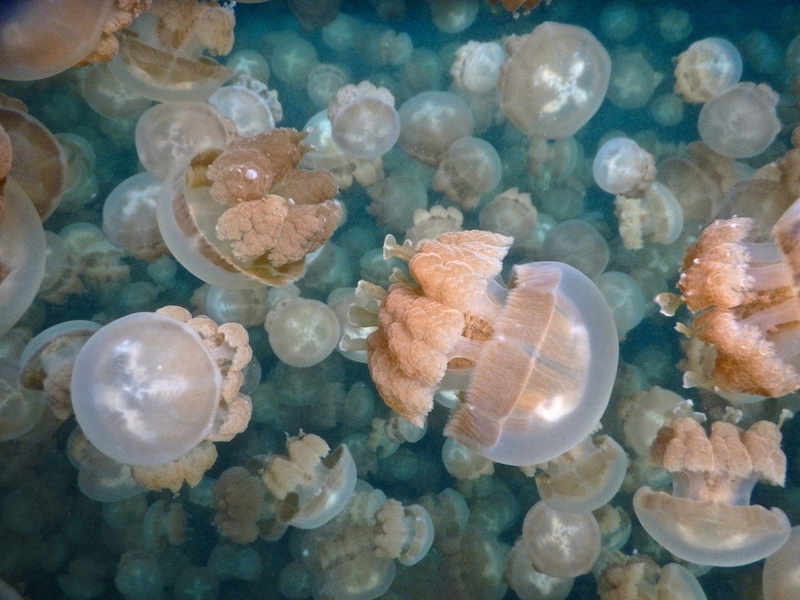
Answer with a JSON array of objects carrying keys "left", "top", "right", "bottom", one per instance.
[{"left": 2, "top": 1, "right": 800, "bottom": 599}]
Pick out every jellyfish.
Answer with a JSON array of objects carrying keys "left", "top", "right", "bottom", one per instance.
[
  {"left": 672, "top": 199, "right": 800, "bottom": 397},
  {"left": 430, "top": 0, "right": 479, "bottom": 35},
  {"left": 432, "top": 136, "right": 502, "bottom": 210},
  {"left": 0, "top": 0, "right": 145, "bottom": 81},
  {"left": 208, "top": 76, "right": 282, "bottom": 137},
  {"left": 328, "top": 81, "right": 400, "bottom": 160},
  {"left": 763, "top": 525, "right": 800, "bottom": 600},
  {"left": 108, "top": 2, "right": 236, "bottom": 103},
  {"left": 698, "top": 82, "right": 781, "bottom": 159},
  {"left": 633, "top": 416, "right": 791, "bottom": 567},
  {"left": 264, "top": 297, "right": 341, "bottom": 368},
  {"left": 451, "top": 41, "right": 505, "bottom": 94},
  {"left": 673, "top": 37, "right": 742, "bottom": 103},
  {"left": 71, "top": 306, "right": 252, "bottom": 469},
  {"left": 499, "top": 22, "right": 611, "bottom": 139},
  {"left": 606, "top": 49, "right": 663, "bottom": 110},
  {"left": 158, "top": 128, "right": 342, "bottom": 289},
  {"left": 593, "top": 137, "right": 656, "bottom": 198},
  {"left": 351, "top": 230, "right": 618, "bottom": 466},
  {"left": 397, "top": 91, "right": 474, "bottom": 166}
]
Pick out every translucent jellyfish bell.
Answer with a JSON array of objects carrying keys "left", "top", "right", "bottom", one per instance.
[
  {"left": 71, "top": 312, "right": 223, "bottom": 466},
  {"left": 499, "top": 22, "right": 611, "bottom": 139},
  {"left": 674, "top": 37, "right": 742, "bottom": 103},
  {"left": 697, "top": 82, "right": 781, "bottom": 159},
  {"left": 327, "top": 81, "right": 400, "bottom": 160},
  {"left": 264, "top": 298, "right": 341, "bottom": 368},
  {"left": 593, "top": 137, "right": 656, "bottom": 197}
]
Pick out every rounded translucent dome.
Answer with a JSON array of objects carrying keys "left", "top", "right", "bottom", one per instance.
[
  {"left": 398, "top": 91, "right": 474, "bottom": 166},
  {"left": 265, "top": 299, "right": 341, "bottom": 368},
  {"left": 71, "top": 312, "right": 223, "bottom": 466},
  {"left": 697, "top": 82, "right": 781, "bottom": 159},
  {"left": 499, "top": 22, "right": 611, "bottom": 139},
  {"left": 674, "top": 37, "right": 742, "bottom": 103},
  {"left": 0, "top": 0, "right": 117, "bottom": 81},
  {"left": 593, "top": 137, "right": 655, "bottom": 197},
  {"left": 328, "top": 81, "right": 400, "bottom": 160}
]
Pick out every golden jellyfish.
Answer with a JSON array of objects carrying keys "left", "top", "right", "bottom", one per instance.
[
  {"left": 354, "top": 230, "right": 618, "bottom": 466},
  {"left": 0, "top": 0, "right": 148, "bottom": 81},
  {"left": 158, "top": 127, "right": 342, "bottom": 289},
  {"left": 673, "top": 37, "right": 743, "bottom": 104},
  {"left": 633, "top": 416, "right": 791, "bottom": 567},
  {"left": 499, "top": 22, "right": 611, "bottom": 139},
  {"left": 672, "top": 199, "right": 800, "bottom": 397},
  {"left": 108, "top": 0, "right": 237, "bottom": 103}
]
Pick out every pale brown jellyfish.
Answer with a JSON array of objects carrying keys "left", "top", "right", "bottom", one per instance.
[
  {"left": 71, "top": 306, "right": 252, "bottom": 489},
  {"left": 80, "top": 63, "right": 153, "bottom": 120},
  {"left": 108, "top": 1, "right": 237, "bottom": 103},
  {"left": 158, "top": 128, "right": 342, "bottom": 288},
  {"left": 0, "top": 179, "right": 46, "bottom": 338},
  {"left": 763, "top": 525, "right": 800, "bottom": 600},
  {"left": 606, "top": 48, "right": 664, "bottom": 110},
  {"left": 479, "top": 188, "right": 538, "bottom": 249},
  {"left": 657, "top": 156, "right": 723, "bottom": 224},
  {"left": 614, "top": 182, "right": 684, "bottom": 251},
  {"left": 597, "top": 555, "right": 707, "bottom": 600},
  {"left": 135, "top": 101, "right": 232, "bottom": 181},
  {"left": 633, "top": 417, "right": 791, "bottom": 566},
  {"left": 0, "top": 104, "right": 67, "bottom": 220},
  {"left": 674, "top": 37, "right": 743, "bottom": 103},
  {"left": 698, "top": 82, "right": 782, "bottom": 159},
  {"left": 209, "top": 77, "right": 282, "bottom": 137},
  {"left": 433, "top": 136, "right": 503, "bottom": 211},
  {"left": 521, "top": 500, "right": 601, "bottom": 578},
  {"left": 397, "top": 91, "right": 475, "bottom": 166},
  {"left": 264, "top": 297, "right": 341, "bottom": 368},
  {"left": 451, "top": 41, "right": 506, "bottom": 94},
  {"left": 212, "top": 465, "right": 270, "bottom": 544},
  {"left": 327, "top": 81, "right": 400, "bottom": 160},
  {"left": 0, "top": 358, "right": 46, "bottom": 442},
  {"left": 260, "top": 433, "right": 357, "bottom": 529},
  {"left": 671, "top": 200, "right": 800, "bottom": 397},
  {"left": 528, "top": 433, "right": 628, "bottom": 514},
  {"left": 504, "top": 539, "right": 574, "bottom": 600},
  {"left": 499, "top": 22, "right": 611, "bottom": 139},
  {"left": 593, "top": 137, "right": 656, "bottom": 198},
  {"left": 355, "top": 230, "right": 618, "bottom": 466},
  {"left": 0, "top": 0, "right": 148, "bottom": 81}
]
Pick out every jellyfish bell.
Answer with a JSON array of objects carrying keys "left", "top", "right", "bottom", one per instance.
[
  {"left": 499, "top": 22, "right": 611, "bottom": 139},
  {"left": 328, "top": 81, "right": 400, "bottom": 160}
]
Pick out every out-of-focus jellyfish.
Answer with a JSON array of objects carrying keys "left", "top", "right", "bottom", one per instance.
[
  {"left": 479, "top": 188, "right": 538, "bottom": 248},
  {"left": 441, "top": 437, "right": 494, "bottom": 480},
  {"left": 607, "top": 49, "right": 663, "bottom": 110},
  {"left": 306, "top": 64, "right": 350, "bottom": 108},
  {"left": 135, "top": 101, "right": 232, "bottom": 181},
  {"left": 398, "top": 91, "right": 474, "bottom": 166},
  {"left": 432, "top": 136, "right": 502, "bottom": 210},
  {"left": 599, "top": 1, "right": 639, "bottom": 42},
  {"left": 0, "top": 180, "right": 46, "bottom": 338},
  {"left": 504, "top": 540, "right": 574, "bottom": 600},
  {"left": 0, "top": 0, "right": 145, "bottom": 81},
  {"left": 657, "top": 155, "right": 722, "bottom": 224},
  {"left": 226, "top": 49, "right": 271, "bottom": 82},
  {"left": 352, "top": 231, "right": 618, "bottom": 466},
  {"left": 598, "top": 555, "right": 707, "bottom": 599},
  {"left": 593, "top": 137, "right": 656, "bottom": 198},
  {"left": 540, "top": 220, "right": 610, "bottom": 279},
  {"left": 400, "top": 48, "right": 443, "bottom": 94},
  {"left": 522, "top": 501, "right": 601, "bottom": 578},
  {"left": 158, "top": 128, "right": 342, "bottom": 288},
  {"left": 656, "top": 7, "right": 692, "bottom": 43},
  {"left": 108, "top": 2, "right": 236, "bottom": 103},
  {"left": 0, "top": 105, "right": 67, "bottom": 220},
  {"left": 208, "top": 75, "right": 282, "bottom": 137},
  {"left": 213, "top": 465, "right": 274, "bottom": 544},
  {"left": 430, "top": 0, "right": 479, "bottom": 35},
  {"left": 71, "top": 306, "right": 253, "bottom": 468},
  {"left": 0, "top": 358, "right": 46, "bottom": 442},
  {"left": 287, "top": 0, "right": 341, "bottom": 32},
  {"left": 649, "top": 92, "right": 684, "bottom": 127},
  {"left": 633, "top": 417, "right": 791, "bottom": 566},
  {"left": 527, "top": 136, "right": 581, "bottom": 190},
  {"left": 614, "top": 182, "right": 684, "bottom": 250},
  {"left": 451, "top": 41, "right": 505, "bottom": 94},
  {"left": 264, "top": 297, "right": 341, "bottom": 368},
  {"left": 328, "top": 81, "right": 400, "bottom": 160},
  {"left": 300, "top": 110, "right": 385, "bottom": 190},
  {"left": 367, "top": 174, "right": 428, "bottom": 233},
  {"left": 672, "top": 201, "right": 800, "bottom": 397},
  {"left": 740, "top": 31, "right": 782, "bottom": 76},
  {"left": 529, "top": 433, "right": 628, "bottom": 514},
  {"left": 698, "top": 82, "right": 781, "bottom": 159},
  {"left": 596, "top": 271, "right": 646, "bottom": 340},
  {"left": 102, "top": 172, "right": 167, "bottom": 262},
  {"left": 81, "top": 63, "right": 152, "bottom": 120},
  {"left": 499, "top": 22, "right": 611, "bottom": 139},
  {"left": 260, "top": 433, "right": 357, "bottom": 529},
  {"left": 266, "top": 32, "right": 319, "bottom": 88},
  {"left": 763, "top": 525, "right": 800, "bottom": 600},
  {"left": 674, "top": 38, "right": 742, "bottom": 103},
  {"left": 115, "top": 551, "right": 165, "bottom": 600}
]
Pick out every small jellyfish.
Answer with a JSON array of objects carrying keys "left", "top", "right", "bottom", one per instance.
[
  {"left": 606, "top": 49, "right": 663, "bottom": 110},
  {"left": 593, "top": 137, "right": 656, "bottom": 198},
  {"left": 614, "top": 181, "right": 684, "bottom": 250},
  {"left": 432, "top": 136, "right": 502, "bottom": 210},
  {"left": 328, "top": 81, "right": 400, "bottom": 160},
  {"left": 264, "top": 298, "right": 341, "bottom": 368},
  {"left": 71, "top": 307, "right": 252, "bottom": 467},
  {"left": 135, "top": 101, "right": 232, "bottom": 181},
  {"left": 698, "top": 82, "right": 781, "bottom": 159},
  {"left": 633, "top": 417, "right": 791, "bottom": 567},
  {"left": 209, "top": 77, "right": 282, "bottom": 136},
  {"left": 499, "top": 22, "right": 611, "bottom": 139},
  {"left": 102, "top": 172, "right": 167, "bottom": 262},
  {"left": 430, "top": 0, "right": 479, "bottom": 34},
  {"left": 451, "top": 41, "right": 505, "bottom": 94},
  {"left": 307, "top": 64, "right": 350, "bottom": 108},
  {"left": 398, "top": 91, "right": 474, "bottom": 166},
  {"left": 674, "top": 37, "right": 742, "bottom": 103},
  {"left": 260, "top": 433, "right": 357, "bottom": 529},
  {"left": 521, "top": 501, "right": 601, "bottom": 578}
]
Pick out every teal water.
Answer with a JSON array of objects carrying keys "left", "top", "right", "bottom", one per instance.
[{"left": 1, "top": 1, "right": 799, "bottom": 599}]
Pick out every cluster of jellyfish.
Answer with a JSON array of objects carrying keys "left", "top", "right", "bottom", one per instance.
[{"left": 2, "top": 0, "right": 800, "bottom": 599}]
